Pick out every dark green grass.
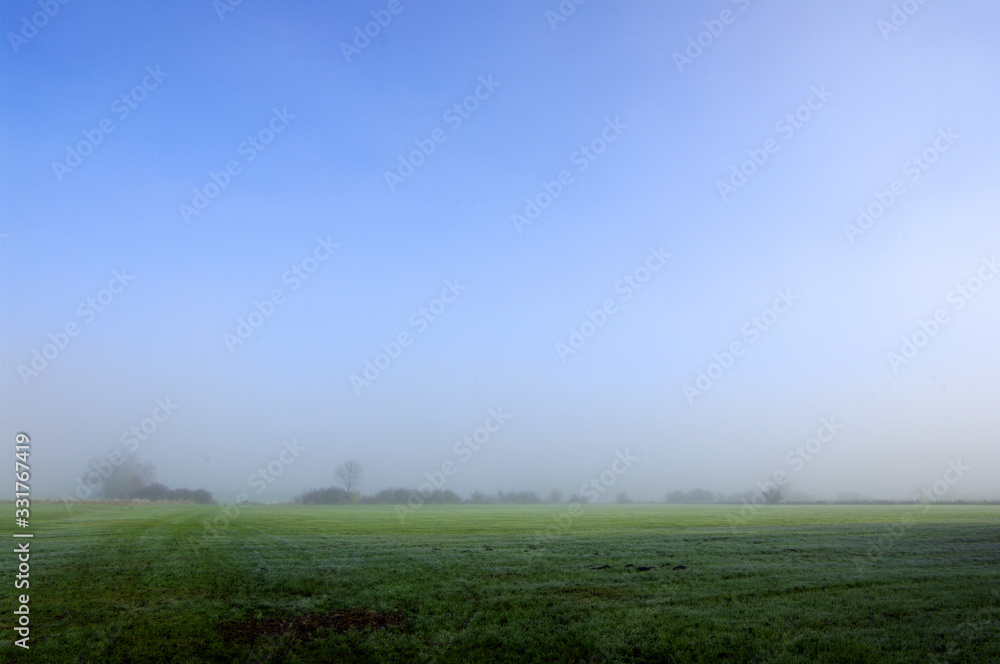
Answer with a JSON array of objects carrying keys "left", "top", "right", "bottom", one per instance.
[{"left": 1, "top": 503, "right": 998, "bottom": 663}]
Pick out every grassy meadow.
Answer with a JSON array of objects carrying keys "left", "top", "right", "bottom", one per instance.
[{"left": 1, "top": 502, "right": 998, "bottom": 663}]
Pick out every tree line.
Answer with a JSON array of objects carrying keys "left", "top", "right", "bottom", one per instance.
[
  {"left": 72, "top": 452, "right": 214, "bottom": 504},
  {"left": 72, "top": 456, "right": 999, "bottom": 506}
]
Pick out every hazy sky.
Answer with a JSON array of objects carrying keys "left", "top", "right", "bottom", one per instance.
[{"left": 2, "top": 1, "right": 998, "bottom": 503}]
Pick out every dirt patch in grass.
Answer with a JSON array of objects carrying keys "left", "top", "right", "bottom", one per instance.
[{"left": 219, "top": 608, "right": 402, "bottom": 644}]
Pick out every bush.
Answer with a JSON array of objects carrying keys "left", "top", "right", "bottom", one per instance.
[
  {"left": 665, "top": 488, "right": 716, "bottom": 504},
  {"left": 296, "top": 487, "right": 353, "bottom": 505},
  {"left": 362, "top": 488, "right": 461, "bottom": 505},
  {"left": 129, "top": 483, "right": 213, "bottom": 504},
  {"left": 469, "top": 490, "right": 497, "bottom": 504},
  {"left": 191, "top": 489, "right": 214, "bottom": 504},
  {"left": 422, "top": 489, "right": 461, "bottom": 504},
  {"left": 497, "top": 490, "right": 542, "bottom": 504},
  {"left": 364, "top": 488, "right": 416, "bottom": 505}
]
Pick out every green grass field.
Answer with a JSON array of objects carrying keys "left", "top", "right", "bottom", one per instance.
[{"left": 2, "top": 502, "right": 998, "bottom": 663}]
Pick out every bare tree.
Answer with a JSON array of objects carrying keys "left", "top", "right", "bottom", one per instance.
[{"left": 334, "top": 459, "right": 363, "bottom": 495}]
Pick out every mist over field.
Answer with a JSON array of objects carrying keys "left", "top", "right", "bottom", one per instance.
[{"left": 3, "top": 1, "right": 999, "bottom": 506}]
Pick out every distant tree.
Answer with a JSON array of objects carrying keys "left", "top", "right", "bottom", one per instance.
[
  {"left": 568, "top": 493, "right": 590, "bottom": 504},
  {"left": 687, "top": 488, "right": 715, "bottom": 503},
  {"left": 548, "top": 489, "right": 564, "bottom": 504},
  {"left": 469, "top": 490, "right": 496, "bottom": 504},
  {"left": 88, "top": 452, "right": 156, "bottom": 499},
  {"left": 334, "top": 459, "right": 363, "bottom": 495},
  {"left": 171, "top": 488, "right": 195, "bottom": 502},
  {"left": 498, "top": 490, "right": 541, "bottom": 504},
  {"left": 423, "top": 489, "right": 461, "bottom": 504},
  {"left": 132, "top": 482, "right": 170, "bottom": 501},
  {"left": 191, "top": 488, "right": 214, "bottom": 504},
  {"left": 665, "top": 490, "right": 688, "bottom": 504},
  {"left": 763, "top": 486, "right": 782, "bottom": 504},
  {"left": 616, "top": 492, "right": 632, "bottom": 504}
]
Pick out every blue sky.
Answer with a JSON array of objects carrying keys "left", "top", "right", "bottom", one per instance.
[{"left": 2, "top": 0, "right": 999, "bottom": 502}]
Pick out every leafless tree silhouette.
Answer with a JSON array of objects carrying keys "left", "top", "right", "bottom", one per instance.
[{"left": 334, "top": 459, "right": 363, "bottom": 494}]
